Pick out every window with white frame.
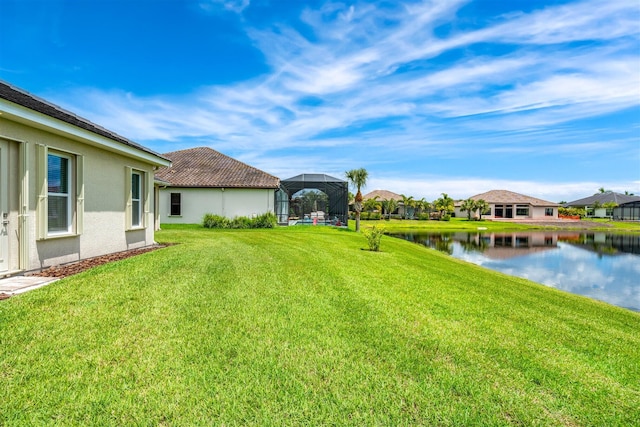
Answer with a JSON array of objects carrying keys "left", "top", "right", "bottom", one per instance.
[
  {"left": 516, "top": 205, "right": 529, "bottom": 216},
  {"left": 131, "top": 171, "right": 142, "bottom": 227},
  {"left": 47, "top": 153, "right": 72, "bottom": 233},
  {"left": 126, "top": 167, "right": 149, "bottom": 230},
  {"left": 36, "top": 145, "right": 84, "bottom": 239}
]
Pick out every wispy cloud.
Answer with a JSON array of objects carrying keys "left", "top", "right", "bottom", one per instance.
[{"left": 50, "top": 0, "right": 640, "bottom": 201}]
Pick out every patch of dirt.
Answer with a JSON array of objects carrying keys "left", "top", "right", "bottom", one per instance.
[{"left": 28, "top": 244, "right": 170, "bottom": 279}]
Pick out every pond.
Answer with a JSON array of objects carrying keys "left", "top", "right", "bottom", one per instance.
[{"left": 389, "top": 231, "right": 640, "bottom": 312}]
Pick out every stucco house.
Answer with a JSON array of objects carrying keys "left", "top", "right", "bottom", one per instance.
[
  {"left": 455, "top": 190, "right": 559, "bottom": 220},
  {"left": 564, "top": 191, "right": 640, "bottom": 219},
  {"left": 0, "top": 81, "right": 171, "bottom": 275},
  {"left": 155, "top": 147, "right": 280, "bottom": 224},
  {"left": 362, "top": 189, "right": 404, "bottom": 216}
]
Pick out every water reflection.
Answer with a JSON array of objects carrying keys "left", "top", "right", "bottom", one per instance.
[{"left": 390, "top": 231, "right": 640, "bottom": 312}]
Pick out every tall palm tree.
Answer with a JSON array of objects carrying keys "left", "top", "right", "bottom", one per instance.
[
  {"left": 460, "top": 198, "right": 477, "bottom": 221},
  {"left": 434, "top": 193, "right": 454, "bottom": 219},
  {"left": 400, "top": 194, "right": 414, "bottom": 219},
  {"left": 382, "top": 198, "right": 398, "bottom": 220},
  {"left": 475, "top": 199, "right": 490, "bottom": 220},
  {"left": 345, "top": 168, "right": 368, "bottom": 232}
]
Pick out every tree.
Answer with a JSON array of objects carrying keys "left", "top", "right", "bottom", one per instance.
[
  {"left": 602, "top": 201, "right": 618, "bottom": 219},
  {"left": 363, "top": 195, "right": 381, "bottom": 213},
  {"left": 400, "top": 194, "right": 414, "bottom": 219},
  {"left": 345, "top": 168, "right": 368, "bottom": 232},
  {"left": 459, "top": 198, "right": 477, "bottom": 221},
  {"left": 382, "top": 198, "right": 397, "bottom": 220},
  {"left": 434, "top": 193, "right": 454, "bottom": 220},
  {"left": 475, "top": 199, "right": 490, "bottom": 220}
]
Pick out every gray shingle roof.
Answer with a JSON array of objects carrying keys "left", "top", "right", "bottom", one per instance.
[
  {"left": 0, "top": 80, "right": 169, "bottom": 163},
  {"left": 564, "top": 192, "right": 640, "bottom": 207},
  {"left": 156, "top": 147, "right": 280, "bottom": 189},
  {"left": 470, "top": 190, "right": 558, "bottom": 206}
]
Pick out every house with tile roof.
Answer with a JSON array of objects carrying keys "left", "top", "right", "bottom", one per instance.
[
  {"left": 362, "top": 189, "right": 404, "bottom": 217},
  {"left": 155, "top": 147, "right": 280, "bottom": 224},
  {"left": 564, "top": 191, "right": 640, "bottom": 219},
  {"left": 454, "top": 190, "right": 559, "bottom": 220},
  {"left": 0, "top": 80, "right": 171, "bottom": 275}
]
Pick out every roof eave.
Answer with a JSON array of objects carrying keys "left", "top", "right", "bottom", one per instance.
[{"left": 1, "top": 99, "right": 171, "bottom": 167}]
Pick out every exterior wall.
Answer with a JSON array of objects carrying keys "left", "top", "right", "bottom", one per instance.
[
  {"left": 1, "top": 118, "right": 158, "bottom": 272},
  {"left": 159, "top": 187, "right": 276, "bottom": 224},
  {"left": 455, "top": 204, "right": 558, "bottom": 220}
]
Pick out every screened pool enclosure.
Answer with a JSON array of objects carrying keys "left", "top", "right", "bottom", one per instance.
[{"left": 276, "top": 174, "right": 349, "bottom": 226}]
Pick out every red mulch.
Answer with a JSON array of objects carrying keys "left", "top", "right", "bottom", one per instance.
[{"left": 28, "top": 244, "right": 169, "bottom": 279}]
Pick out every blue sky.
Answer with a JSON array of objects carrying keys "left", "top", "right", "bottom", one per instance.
[{"left": 1, "top": 0, "right": 639, "bottom": 202}]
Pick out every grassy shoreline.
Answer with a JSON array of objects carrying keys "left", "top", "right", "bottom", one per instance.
[
  {"left": 1, "top": 225, "right": 639, "bottom": 425},
  {"left": 354, "top": 217, "right": 640, "bottom": 233}
]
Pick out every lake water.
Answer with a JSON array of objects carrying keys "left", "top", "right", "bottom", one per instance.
[{"left": 389, "top": 231, "right": 640, "bottom": 312}]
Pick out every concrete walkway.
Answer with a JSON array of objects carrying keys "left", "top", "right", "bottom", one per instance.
[{"left": 0, "top": 275, "right": 59, "bottom": 297}]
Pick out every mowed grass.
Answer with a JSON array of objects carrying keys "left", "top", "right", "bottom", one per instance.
[{"left": 1, "top": 226, "right": 639, "bottom": 426}]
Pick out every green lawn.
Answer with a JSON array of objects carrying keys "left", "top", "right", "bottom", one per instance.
[{"left": 1, "top": 225, "right": 639, "bottom": 425}]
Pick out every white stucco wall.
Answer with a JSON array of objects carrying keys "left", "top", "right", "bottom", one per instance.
[
  {"left": 159, "top": 187, "right": 276, "bottom": 224},
  {"left": 1, "top": 118, "right": 160, "bottom": 272}
]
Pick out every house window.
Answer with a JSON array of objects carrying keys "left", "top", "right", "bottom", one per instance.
[
  {"left": 516, "top": 205, "right": 529, "bottom": 216},
  {"left": 495, "top": 205, "right": 504, "bottom": 217},
  {"left": 126, "top": 167, "right": 149, "bottom": 230},
  {"left": 170, "top": 193, "right": 181, "bottom": 216},
  {"left": 47, "top": 153, "right": 72, "bottom": 233},
  {"left": 36, "top": 145, "right": 84, "bottom": 239},
  {"left": 131, "top": 171, "right": 142, "bottom": 227},
  {"left": 545, "top": 208, "right": 554, "bottom": 216}
]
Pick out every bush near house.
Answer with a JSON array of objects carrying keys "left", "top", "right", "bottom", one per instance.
[{"left": 202, "top": 212, "right": 277, "bottom": 229}]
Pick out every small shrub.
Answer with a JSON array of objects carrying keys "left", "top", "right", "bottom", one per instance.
[
  {"left": 363, "top": 225, "right": 385, "bottom": 252},
  {"left": 253, "top": 212, "right": 277, "bottom": 229},
  {"left": 203, "top": 212, "right": 277, "bottom": 229},
  {"left": 230, "top": 216, "right": 252, "bottom": 229},
  {"left": 203, "top": 214, "right": 229, "bottom": 229},
  {"left": 418, "top": 213, "right": 430, "bottom": 220},
  {"left": 441, "top": 214, "right": 451, "bottom": 221}
]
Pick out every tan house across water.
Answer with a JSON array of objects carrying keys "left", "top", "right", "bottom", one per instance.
[{"left": 455, "top": 190, "right": 559, "bottom": 220}]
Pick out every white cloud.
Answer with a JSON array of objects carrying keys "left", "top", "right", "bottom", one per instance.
[{"left": 50, "top": 0, "right": 639, "bottom": 197}]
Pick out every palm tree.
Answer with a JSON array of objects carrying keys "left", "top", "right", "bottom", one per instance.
[
  {"left": 382, "top": 198, "right": 397, "bottom": 220},
  {"left": 459, "top": 198, "right": 477, "bottom": 221},
  {"left": 400, "top": 194, "right": 414, "bottom": 219},
  {"left": 345, "top": 168, "right": 368, "bottom": 232},
  {"left": 602, "top": 201, "right": 618, "bottom": 219},
  {"left": 434, "top": 193, "right": 454, "bottom": 220},
  {"left": 475, "top": 199, "right": 490, "bottom": 220}
]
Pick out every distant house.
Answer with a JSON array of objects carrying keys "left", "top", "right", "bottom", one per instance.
[
  {"left": 155, "top": 147, "right": 280, "bottom": 224},
  {"left": 455, "top": 190, "right": 559, "bottom": 220},
  {"left": 564, "top": 191, "right": 640, "bottom": 219},
  {"left": 362, "top": 189, "right": 404, "bottom": 216},
  {"left": 0, "top": 81, "right": 170, "bottom": 275}
]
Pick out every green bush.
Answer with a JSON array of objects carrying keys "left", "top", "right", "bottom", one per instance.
[
  {"left": 417, "top": 213, "right": 430, "bottom": 221},
  {"left": 363, "top": 225, "right": 385, "bottom": 251},
  {"left": 203, "top": 212, "right": 277, "bottom": 229},
  {"left": 203, "top": 214, "right": 230, "bottom": 229},
  {"left": 441, "top": 214, "right": 451, "bottom": 221},
  {"left": 230, "top": 216, "right": 252, "bottom": 229},
  {"left": 252, "top": 212, "right": 277, "bottom": 229}
]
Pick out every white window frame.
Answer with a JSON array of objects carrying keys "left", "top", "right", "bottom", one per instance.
[
  {"left": 125, "top": 167, "right": 149, "bottom": 230},
  {"left": 36, "top": 144, "right": 84, "bottom": 239},
  {"left": 47, "top": 152, "right": 72, "bottom": 234}
]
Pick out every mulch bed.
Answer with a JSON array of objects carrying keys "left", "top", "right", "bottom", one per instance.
[{"left": 28, "top": 244, "right": 169, "bottom": 279}]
